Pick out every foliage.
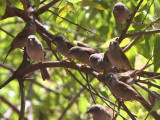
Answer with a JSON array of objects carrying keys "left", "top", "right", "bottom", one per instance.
[{"left": 1, "top": 0, "right": 160, "bottom": 120}]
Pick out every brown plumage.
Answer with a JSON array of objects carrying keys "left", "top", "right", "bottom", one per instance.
[
  {"left": 68, "top": 46, "right": 98, "bottom": 64},
  {"left": 86, "top": 104, "right": 113, "bottom": 120},
  {"left": 52, "top": 35, "right": 75, "bottom": 59},
  {"left": 104, "top": 72, "right": 160, "bottom": 120},
  {"left": 105, "top": 72, "right": 142, "bottom": 102},
  {"left": 113, "top": 2, "right": 130, "bottom": 25},
  {"left": 26, "top": 35, "right": 50, "bottom": 80},
  {"left": 3, "top": 20, "right": 36, "bottom": 63},
  {"left": 108, "top": 40, "right": 132, "bottom": 70},
  {"left": 89, "top": 52, "right": 112, "bottom": 72}
]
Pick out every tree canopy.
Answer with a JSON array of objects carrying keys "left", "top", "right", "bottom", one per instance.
[{"left": 1, "top": 0, "right": 160, "bottom": 120}]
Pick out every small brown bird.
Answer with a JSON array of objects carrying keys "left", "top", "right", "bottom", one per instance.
[
  {"left": 108, "top": 40, "right": 132, "bottom": 71},
  {"left": 26, "top": 35, "right": 50, "bottom": 80},
  {"left": 113, "top": 2, "right": 130, "bottom": 26},
  {"left": 104, "top": 72, "right": 160, "bottom": 120},
  {"left": 3, "top": 20, "right": 36, "bottom": 63},
  {"left": 52, "top": 35, "right": 75, "bottom": 59},
  {"left": 89, "top": 52, "right": 112, "bottom": 72},
  {"left": 68, "top": 46, "right": 98, "bottom": 64},
  {"left": 105, "top": 72, "right": 142, "bottom": 102},
  {"left": 86, "top": 104, "right": 113, "bottom": 120}
]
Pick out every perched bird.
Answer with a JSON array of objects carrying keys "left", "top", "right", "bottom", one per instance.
[
  {"left": 105, "top": 72, "right": 143, "bottom": 102},
  {"left": 105, "top": 73, "right": 160, "bottom": 119},
  {"left": 52, "top": 35, "right": 75, "bottom": 59},
  {"left": 113, "top": 2, "right": 130, "bottom": 26},
  {"left": 3, "top": 20, "right": 36, "bottom": 63},
  {"left": 89, "top": 52, "right": 112, "bottom": 72},
  {"left": 108, "top": 40, "right": 132, "bottom": 71},
  {"left": 26, "top": 35, "right": 50, "bottom": 80},
  {"left": 86, "top": 104, "right": 113, "bottom": 120},
  {"left": 68, "top": 46, "right": 98, "bottom": 64}
]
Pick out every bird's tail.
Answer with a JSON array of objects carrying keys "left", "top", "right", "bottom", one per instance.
[
  {"left": 3, "top": 47, "right": 14, "bottom": 64},
  {"left": 40, "top": 68, "right": 50, "bottom": 81}
]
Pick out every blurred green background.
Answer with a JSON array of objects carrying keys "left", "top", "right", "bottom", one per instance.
[{"left": 1, "top": 0, "right": 160, "bottom": 119}]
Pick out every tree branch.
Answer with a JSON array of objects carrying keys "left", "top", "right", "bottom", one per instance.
[
  {"left": 37, "top": 0, "right": 60, "bottom": 15},
  {"left": 17, "top": 78, "right": 25, "bottom": 120},
  {"left": 125, "top": 29, "right": 160, "bottom": 38},
  {"left": 118, "top": 0, "right": 144, "bottom": 43}
]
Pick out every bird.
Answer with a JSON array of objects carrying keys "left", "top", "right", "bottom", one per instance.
[
  {"left": 104, "top": 72, "right": 160, "bottom": 119},
  {"left": 86, "top": 104, "right": 113, "bottom": 120},
  {"left": 113, "top": 2, "right": 130, "bottom": 26},
  {"left": 3, "top": 20, "right": 36, "bottom": 63},
  {"left": 107, "top": 40, "right": 132, "bottom": 71},
  {"left": 52, "top": 35, "right": 75, "bottom": 59},
  {"left": 105, "top": 73, "right": 160, "bottom": 120},
  {"left": 89, "top": 52, "right": 112, "bottom": 72},
  {"left": 26, "top": 35, "right": 50, "bottom": 80},
  {"left": 104, "top": 72, "right": 144, "bottom": 102},
  {"left": 68, "top": 46, "right": 98, "bottom": 64}
]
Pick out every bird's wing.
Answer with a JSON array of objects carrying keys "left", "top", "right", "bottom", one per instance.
[
  {"left": 85, "top": 48, "right": 97, "bottom": 55},
  {"left": 65, "top": 40, "right": 75, "bottom": 49},
  {"left": 120, "top": 50, "right": 132, "bottom": 69},
  {"left": 118, "top": 81, "right": 134, "bottom": 92},
  {"left": 11, "top": 29, "right": 28, "bottom": 45}
]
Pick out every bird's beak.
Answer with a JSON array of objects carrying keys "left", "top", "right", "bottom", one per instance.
[{"left": 86, "top": 109, "right": 90, "bottom": 113}]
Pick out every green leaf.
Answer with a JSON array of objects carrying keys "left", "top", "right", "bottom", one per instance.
[
  {"left": 138, "top": 3, "right": 147, "bottom": 12},
  {"left": 78, "top": 96, "right": 89, "bottom": 114},
  {"left": 77, "top": 0, "right": 106, "bottom": 10},
  {"left": 154, "top": 34, "right": 160, "bottom": 73},
  {"left": 151, "top": 99, "right": 160, "bottom": 112},
  {"left": 9, "top": 0, "right": 23, "bottom": 10},
  {"left": 56, "top": 2, "right": 73, "bottom": 24},
  {"left": 144, "top": 34, "right": 152, "bottom": 53},
  {"left": 135, "top": 39, "right": 151, "bottom": 59},
  {"left": 126, "top": 47, "right": 136, "bottom": 68},
  {"left": 33, "top": 0, "right": 40, "bottom": 9},
  {"left": 68, "top": 0, "right": 80, "bottom": 4},
  {"left": 0, "top": 1, "right": 6, "bottom": 19}
]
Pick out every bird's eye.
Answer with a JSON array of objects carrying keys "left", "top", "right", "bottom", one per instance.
[
  {"left": 29, "top": 39, "right": 32, "bottom": 42},
  {"left": 113, "top": 42, "right": 117, "bottom": 45}
]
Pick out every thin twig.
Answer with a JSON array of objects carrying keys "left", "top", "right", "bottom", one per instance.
[
  {"left": 37, "top": 0, "right": 60, "bottom": 15},
  {"left": 0, "top": 61, "right": 15, "bottom": 73},
  {"left": 79, "top": 72, "right": 96, "bottom": 104},
  {"left": 136, "top": 82, "right": 160, "bottom": 100},
  {"left": 24, "top": 78, "right": 60, "bottom": 94},
  {"left": 118, "top": 0, "right": 144, "bottom": 43},
  {"left": 17, "top": 78, "right": 25, "bottom": 120},
  {"left": 0, "top": 27, "right": 15, "bottom": 38},
  {"left": 123, "top": 35, "right": 142, "bottom": 53},
  {"left": 0, "top": 96, "right": 27, "bottom": 120},
  {"left": 125, "top": 29, "right": 160, "bottom": 38},
  {"left": 142, "top": 0, "right": 154, "bottom": 23},
  {"left": 139, "top": 81, "right": 160, "bottom": 89},
  {"left": 47, "top": 10, "right": 100, "bottom": 36},
  {"left": 142, "top": 75, "right": 160, "bottom": 81},
  {"left": 90, "top": 84, "right": 128, "bottom": 120},
  {"left": 58, "top": 87, "right": 85, "bottom": 120}
]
